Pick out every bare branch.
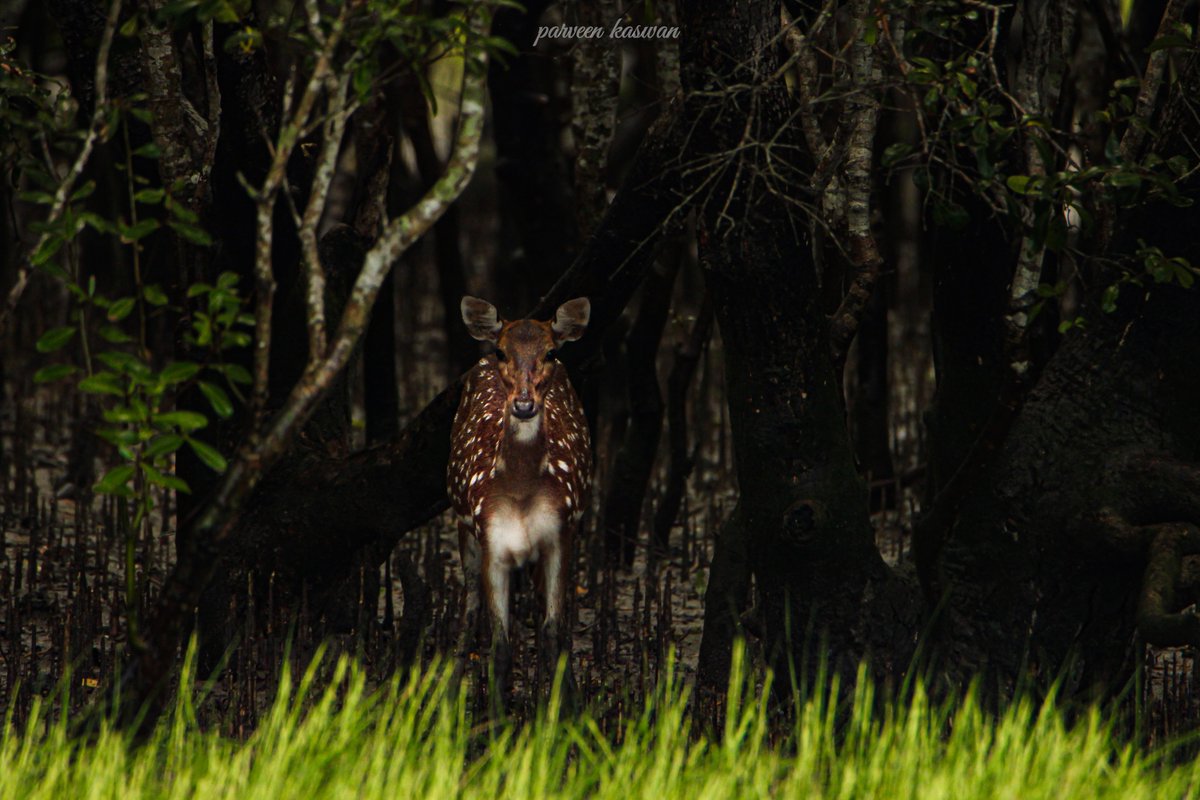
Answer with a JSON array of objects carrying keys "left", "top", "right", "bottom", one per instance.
[
  {"left": 249, "top": 7, "right": 346, "bottom": 422},
  {"left": 109, "top": 4, "right": 494, "bottom": 734},
  {"left": 298, "top": 72, "right": 353, "bottom": 361}
]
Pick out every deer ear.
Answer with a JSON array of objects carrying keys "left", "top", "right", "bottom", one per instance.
[
  {"left": 461, "top": 296, "right": 503, "bottom": 342},
  {"left": 551, "top": 297, "right": 590, "bottom": 343}
]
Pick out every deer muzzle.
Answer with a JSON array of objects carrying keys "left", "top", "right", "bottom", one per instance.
[{"left": 512, "top": 396, "right": 537, "bottom": 419}]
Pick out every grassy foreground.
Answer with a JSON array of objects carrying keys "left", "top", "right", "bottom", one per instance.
[{"left": 2, "top": 650, "right": 1197, "bottom": 799}]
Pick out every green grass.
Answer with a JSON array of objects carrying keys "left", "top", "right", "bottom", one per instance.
[{"left": 2, "top": 648, "right": 1197, "bottom": 799}]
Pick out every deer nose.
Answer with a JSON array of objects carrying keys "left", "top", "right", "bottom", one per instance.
[{"left": 512, "top": 398, "right": 536, "bottom": 419}]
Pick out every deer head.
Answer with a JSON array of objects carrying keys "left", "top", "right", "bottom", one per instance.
[{"left": 460, "top": 296, "right": 590, "bottom": 425}]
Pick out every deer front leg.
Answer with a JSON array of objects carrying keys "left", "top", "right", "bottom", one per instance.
[
  {"left": 538, "top": 531, "right": 574, "bottom": 700},
  {"left": 482, "top": 546, "right": 513, "bottom": 698}
]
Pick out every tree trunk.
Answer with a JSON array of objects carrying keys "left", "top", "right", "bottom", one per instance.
[
  {"left": 932, "top": 285, "right": 1200, "bottom": 702},
  {"left": 682, "top": 0, "right": 918, "bottom": 709}
]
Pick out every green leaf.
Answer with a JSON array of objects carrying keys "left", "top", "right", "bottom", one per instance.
[
  {"left": 1102, "top": 283, "right": 1121, "bottom": 313},
  {"left": 216, "top": 271, "right": 239, "bottom": 290},
  {"left": 198, "top": 380, "right": 234, "bottom": 418},
  {"left": 1105, "top": 171, "right": 1142, "bottom": 188},
  {"left": 160, "top": 361, "right": 202, "bottom": 384},
  {"left": 80, "top": 212, "right": 117, "bottom": 234},
  {"left": 187, "top": 437, "right": 228, "bottom": 472},
  {"left": 31, "top": 235, "right": 64, "bottom": 267},
  {"left": 221, "top": 363, "right": 253, "bottom": 385},
  {"left": 143, "top": 284, "right": 169, "bottom": 306},
  {"left": 1148, "top": 33, "right": 1192, "bottom": 52},
  {"left": 154, "top": 410, "right": 209, "bottom": 431},
  {"left": 133, "top": 188, "right": 165, "bottom": 204},
  {"left": 101, "top": 405, "right": 142, "bottom": 424},
  {"left": 119, "top": 218, "right": 161, "bottom": 242},
  {"left": 96, "top": 351, "right": 149, "bottom": 376},
  {"left": 166, "top": 197, "right": 199, "bottom": 224},
  {"left": 187, "top": 282, "right": 213, "bottom": 298},
  {"left": 107, "top": 296, "right": 136, "bottom": 322},
  {"left": 144, "top": 433, "right": 184, "bottom": 460},
  {"left": 220, "top": 331, "right": 251, "bottom": 348},
  {"left": 79, "top": 372, "right": 126, "bottom": 397},
  {"left": 34, "top": 363, "right": 78, "bottom": 383},
  {"left": 141, "top": 462, "right": 190, "bottom": 493},
  {"left": 70, "top": 180, "right": 96, "bottom": 202},
  {"left": 18, "top": 189, "right": 55, "bottom": 205},
  {"left": 168, "top": 220, "right": 213, "bottom": 247},
  {"left": 36, "top": 325, "right": 76, "bottom": 353},
  {"left": 132, "top": 142, "right": 162, "bottom": 159},
  {"left": 1173, "top": 262, "right": 1196, "bottom": 289},
  {"left": 881, "top": 143, "right": 914, "bottom": 169},
  {"left": 99, "top": 324, "right": 135, "bottom": 344},
  {"left": 94, "top": 464, "right": 135, "bottom": 496},
  {"left": 1006, "top": 175, "right": 1035, "bottom": 195}
]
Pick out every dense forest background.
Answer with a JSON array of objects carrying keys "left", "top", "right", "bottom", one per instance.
[{"left": 2, "top": 0, "right": 1200, "bottom": 737}]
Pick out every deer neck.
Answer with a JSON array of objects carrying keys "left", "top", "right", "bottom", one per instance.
[{"left": 499, "top": 412, "right": 547, "bottom": 483}]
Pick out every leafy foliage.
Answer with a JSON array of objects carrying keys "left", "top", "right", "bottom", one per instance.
[{"left": 890, "top": 4, "right": 1200, "bottom": 320}]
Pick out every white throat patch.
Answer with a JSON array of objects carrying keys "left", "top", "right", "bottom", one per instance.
[{"left": 511, "top": 413, "right": 542, "bottom": 443}]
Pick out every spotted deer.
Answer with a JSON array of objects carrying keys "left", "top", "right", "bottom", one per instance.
[{"left": 447, "top": 296, "right": 592, "bottom": 693}]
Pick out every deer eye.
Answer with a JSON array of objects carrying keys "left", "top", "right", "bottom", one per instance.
[
  {"left": 495, "top": 349, "right": 508, "bottom": 362},
  {"left": 546, "top": 349, "right": 558, "bottom": 362}
]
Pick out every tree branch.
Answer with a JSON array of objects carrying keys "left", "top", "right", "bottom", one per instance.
[
  {"left": 248, "top": 8, "right": 346, "bottom": 423},
  {"left": 829, "top": 0, "right": 885, "bottom": 366},
  {"left": 103, "top": 4, "right": 494, "bottom": 735},
  {"left": 1119, "top": 0, "right": 1183, "bottom": 163}
]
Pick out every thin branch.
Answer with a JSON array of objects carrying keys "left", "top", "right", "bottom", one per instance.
[
  {"left": 249, "top": 6, "right": 346, "bottom": 422},
  {"left": 0, "top": 0, "right": 121, "bottom": 339},
  {"left": 298, "top": 72, "right": 353, "bottom": 361}
]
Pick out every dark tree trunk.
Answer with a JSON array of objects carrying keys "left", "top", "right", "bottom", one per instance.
[
  {"left": 683, "top": 0, "right": 918, "bottom": 710},
  {"left": 848, "top": 279, "right": 895, "bottom": 508},
  {"left": 932, "top": 285, "right": 1200, "bottom": 703}
]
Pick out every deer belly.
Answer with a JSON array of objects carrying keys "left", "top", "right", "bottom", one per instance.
[{"left": 484, "top": 496, "right": 563, "bottom": 568}]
